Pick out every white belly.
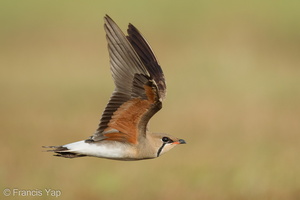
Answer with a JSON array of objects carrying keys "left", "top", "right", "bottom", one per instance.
[{"left": 63, "top": 140, "right": 134, "bottom": 159}]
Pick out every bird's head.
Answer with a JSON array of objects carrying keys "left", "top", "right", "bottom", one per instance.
[{"left": 148, "top": 133, "right": 186, "bottom": 157}]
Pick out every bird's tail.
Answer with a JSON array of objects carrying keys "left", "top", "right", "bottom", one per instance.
[{"left": 42, "top": 145, "right": 86, "bottom": 158}]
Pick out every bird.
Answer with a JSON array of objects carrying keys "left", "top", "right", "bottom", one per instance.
[{"left": 43, "top": 15, "right": 186, "bottom": 161}]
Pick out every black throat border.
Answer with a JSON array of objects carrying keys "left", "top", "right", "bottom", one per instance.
[{"left": 157, "top": 143, "right": 166, "bottom": 157}]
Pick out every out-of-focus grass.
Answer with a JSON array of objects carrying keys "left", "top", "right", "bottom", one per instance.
[{"left": 1, "top": 0, "right": 300, "bottom": 199}]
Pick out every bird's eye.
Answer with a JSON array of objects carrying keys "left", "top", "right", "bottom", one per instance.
[{"left": 162, "top": 137, "right": 173, "bottom": 143}]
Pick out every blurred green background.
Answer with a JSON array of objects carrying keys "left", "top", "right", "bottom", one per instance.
[{"left": 1, "top": 0, "right": 300, "bottom": 199}]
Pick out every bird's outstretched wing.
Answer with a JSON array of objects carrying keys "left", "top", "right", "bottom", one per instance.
[{"left": 90, "top": 15, "right": 166, "bottom": 144}]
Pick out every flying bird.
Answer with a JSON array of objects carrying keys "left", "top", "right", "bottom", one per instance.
[{"left": 43, "top": 15, "right": 186, "bottom": 160}]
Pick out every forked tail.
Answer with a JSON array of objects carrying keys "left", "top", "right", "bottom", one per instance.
[{"left": 42, "top": 146, "right": 86, "bottom": 158}]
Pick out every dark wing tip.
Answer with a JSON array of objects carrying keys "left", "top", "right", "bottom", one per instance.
[
  {"left": 104, "top": 14, "right": 112, "bottom": 20},
  {"left": 126, "top": 23, "right": 166, "bottom": 100}
]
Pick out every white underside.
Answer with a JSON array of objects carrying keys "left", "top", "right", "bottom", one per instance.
[{"left": 62, "top": 140, "right": 133, "bottom": 159}]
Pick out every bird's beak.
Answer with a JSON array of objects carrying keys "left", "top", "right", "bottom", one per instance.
[{"left": 173, "top": 139, "right": 186, "bottom": 144}]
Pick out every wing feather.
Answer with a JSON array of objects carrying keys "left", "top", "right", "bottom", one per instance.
[{"left": 127, "top": 24, "right": 166, "bottom": 100}]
